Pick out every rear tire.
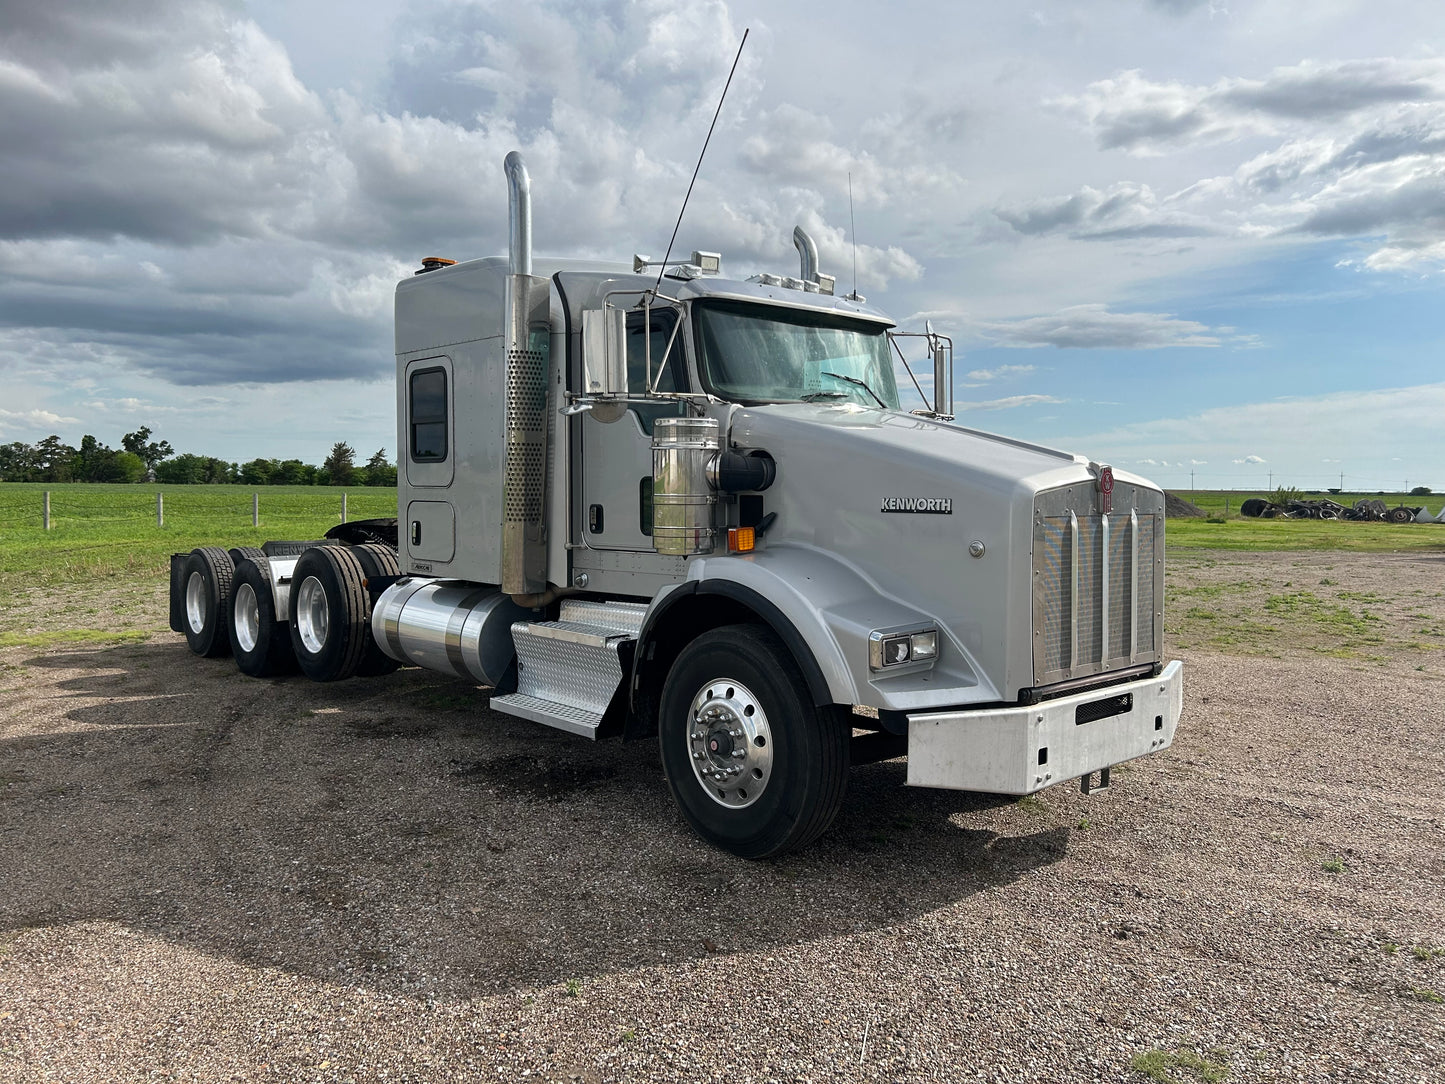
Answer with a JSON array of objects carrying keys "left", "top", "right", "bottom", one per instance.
[
  {"left": 351, "top": 543, "right": 401, "bottom": 677},
  {"left": 181, "top": 547, "right": 235, "bottom": 658},
  {"left": 289, "top": 546, "right": 369, "bottom": 682},
  {"left": 230, "top": 558, "right": 297, "bottom": 678},
  {"left": 658, "top": 624, "right": 848, "bottom": 858}
]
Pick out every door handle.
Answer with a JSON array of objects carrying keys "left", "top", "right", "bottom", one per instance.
[{"left": 411, "top": 520, "right": 422, "bottom": 546}]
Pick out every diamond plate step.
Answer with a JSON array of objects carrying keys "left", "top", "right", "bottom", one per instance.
[
  {"left": 487, "top": 610, "right": 642, "bottom": 739},
  {"left": 488, "top": 692, "right": 605, "bottom": 738},
  {"left": 557, "top": 598, "right": 648, "bottom": 636}
]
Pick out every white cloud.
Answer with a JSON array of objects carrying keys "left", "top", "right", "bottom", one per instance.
[
  {"left": 1054, "top": 59, "right": 1445, "bottom": 155},
  {"left": 1068, "top": 386, "right": 1445, "bottom": 481},
  {"left": 956, "top": 394, "right": 1063, "bottom": 411},
  {"left": 965, "top": 364, "right": 1036, "bottom": 381},
  {"left": 974, "top": 305, "right": 1252, "bottom": 349},
  {"left": 0, "top": 407, "right": 80, "bottom": 428},
  {"left": 995, "top": 181, "right": 1222, "bottom": 240}
]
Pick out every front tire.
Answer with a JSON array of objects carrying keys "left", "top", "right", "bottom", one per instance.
[{"left": 658, "top": 624, "right": 848, "bottom": 858}]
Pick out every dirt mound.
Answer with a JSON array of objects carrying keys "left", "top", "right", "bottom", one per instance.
[{"left": 1165, "top": 492, "right": 1206, "bottom": 518}]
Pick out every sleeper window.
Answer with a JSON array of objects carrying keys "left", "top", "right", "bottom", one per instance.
[{"left": 410, "top": 367, "right": 448, "bottom": 461}]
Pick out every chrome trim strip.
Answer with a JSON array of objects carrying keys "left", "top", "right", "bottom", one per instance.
[
  {"left": 445, "top": 590, "right": 486, "bottom": 676},
  {"left": 517, "top": 622, "right": 617, "bottom": 649},
  {"left": 1068, "top": 510, "right": 1079, "bottom": 672},
  {"left": 1100, "top": 512, "right": 1110, "bottom": 667},
  {"left": 383, "top": 578, "right": 431, "bottom": 661}
]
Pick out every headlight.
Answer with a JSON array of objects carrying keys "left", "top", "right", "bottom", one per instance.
[{"left": 869, "top": 628, "right": 939, "bottom": 671}]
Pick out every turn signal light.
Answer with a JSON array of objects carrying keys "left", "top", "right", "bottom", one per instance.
[{"left": 727, "top": 526, "right": 755, "bottom": 553}]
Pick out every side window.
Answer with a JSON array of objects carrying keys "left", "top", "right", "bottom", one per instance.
[
  {"left": 410, "top": 367, "right": 448, "bottom": 462},
  {"left": 625, "top": 310, "right": 687, "bottom": 434}
]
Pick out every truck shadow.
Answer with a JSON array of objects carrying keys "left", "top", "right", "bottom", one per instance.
[{"left": 3, "top": 640, "right": 1071, "bottom": 1000}]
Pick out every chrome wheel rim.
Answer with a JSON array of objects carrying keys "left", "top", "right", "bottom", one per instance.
[
  {"left": 185, "top": 571, "right": 208, "bottom": 634},
  {"left": 686, "top": 678, "right": 773, "bottom": 809},
  {"left": 295, "top": 575, "right": 329, "bottom": 655},
  {"left": 233, "top": 582, "right": 260, "bottom": 654}
]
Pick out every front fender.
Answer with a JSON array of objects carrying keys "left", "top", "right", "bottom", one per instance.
[{"left": 669, "top": 543, "right": 989, "bottom": 712}]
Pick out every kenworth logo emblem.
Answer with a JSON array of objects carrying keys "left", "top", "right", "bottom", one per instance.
[{"left": 881, "top": 496, "right": 953, "bottom": 514}]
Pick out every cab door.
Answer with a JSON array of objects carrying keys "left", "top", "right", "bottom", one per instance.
[{"left": 579, "top": 308, "right": 687, "bottom": 551}]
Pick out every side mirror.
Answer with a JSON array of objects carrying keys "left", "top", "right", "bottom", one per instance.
[{"left": 581, "top": 307, "right": 628, "bottom": 396}]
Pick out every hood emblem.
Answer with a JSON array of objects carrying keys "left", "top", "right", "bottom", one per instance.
[
  {"left": 1093, "top": 464, "right": 1115, "bottom": 514},
  {"left": 881, "top": 497, "right": 952, "bottom": 514}
]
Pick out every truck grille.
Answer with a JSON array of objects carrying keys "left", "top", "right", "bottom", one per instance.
[{"left": 1032, "top": 481, "right": 1164, "bottom": 686}]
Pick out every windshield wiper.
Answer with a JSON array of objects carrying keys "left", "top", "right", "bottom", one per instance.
[
  {"left": 800, "top": 390, "right": 849, "bottom": 402},
  {"left": 820, "top": 371, "right": 887, "bottom": 410}
]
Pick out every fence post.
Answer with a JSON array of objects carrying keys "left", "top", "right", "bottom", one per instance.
[
  {"left": 43, "top": 490, "right": 51, "bottom": 530},
  {"left": 253, "top": 492, "right": 259, "bottom": 527},
  {"left": 157, "top": 492, "right": 164, "bottom": 528},
  {"left": 341, "top": 492, "right": 348, "bottom": 523}
]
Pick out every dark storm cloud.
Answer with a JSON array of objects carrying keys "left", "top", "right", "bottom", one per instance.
[
  {"left": 0, "top": 273, "right": 390, "bottom": 386},
  {"left": 0, "top": 0, "right": 323, "bottom": 247}
]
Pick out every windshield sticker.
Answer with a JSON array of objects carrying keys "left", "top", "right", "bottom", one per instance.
[{"left": 881, "top": 497, "right": 952, "bottom": 514}]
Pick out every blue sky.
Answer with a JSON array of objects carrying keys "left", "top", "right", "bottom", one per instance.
[{"left": 1, "top": 0, "right": 1442, "bottom": 492}]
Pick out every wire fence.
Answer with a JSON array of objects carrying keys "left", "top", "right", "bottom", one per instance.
[{"left": 0, "top": 484, "right": 398, "bottom": 533}]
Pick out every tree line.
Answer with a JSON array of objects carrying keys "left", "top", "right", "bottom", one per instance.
[{"left": 0, "top": 427, "right": 397, "bottom": 487}]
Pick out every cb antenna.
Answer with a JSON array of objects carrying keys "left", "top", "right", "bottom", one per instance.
[
  {"left": 848, "top": 171, "right": 858, "bottom": 299},
  {"left": 655, "top": 27, "right": 749, "bottom": 290}
]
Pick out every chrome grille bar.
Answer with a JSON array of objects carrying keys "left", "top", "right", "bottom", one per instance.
[
  {"left": 1068, "top": 510, "right": 1079, "bottom": 672},
  {"left": 1129, "top": 509, "right": 1139, "bottom": 662},
  {"left": 1100, "top": 513, "right": 1110, "bottom": 667}
]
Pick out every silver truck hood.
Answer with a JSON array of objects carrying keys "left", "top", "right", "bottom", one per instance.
[{"left": 726, "top": 403, "right": 1159, "bottom": 701}]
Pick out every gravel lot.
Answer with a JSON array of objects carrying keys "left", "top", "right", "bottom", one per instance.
[{"left": 1, "top": 550, "right": 1442, "bottom": 1083}]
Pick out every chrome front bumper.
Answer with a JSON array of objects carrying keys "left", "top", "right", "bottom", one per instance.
[{"left": 905, "top": 660, "right": 1183, "bottom": 794}]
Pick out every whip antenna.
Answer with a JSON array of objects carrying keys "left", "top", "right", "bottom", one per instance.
[
  {"left": 655, "top": 28, "right": 749, "bottom": 290},
  {"left": 848, "top": 171, "right": 858, "bottom": 298}
]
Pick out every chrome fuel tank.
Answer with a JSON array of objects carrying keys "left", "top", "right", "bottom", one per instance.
[{"left": 371, "top": 579, "right": 531, "bottom": 687}]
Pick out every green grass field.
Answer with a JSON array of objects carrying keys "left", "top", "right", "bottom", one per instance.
[
  {"left": 1, "top": 483, "right": 1442, "bottom": 593},
  {"left": 0, "top": 482, "right": 397, "bottom": 589}
]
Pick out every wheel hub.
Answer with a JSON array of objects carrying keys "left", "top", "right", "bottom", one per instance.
[
  {"left": 184, "top": 571, "right": 207, "bottom": 634},
  {"left": 295, "top": 575, "right": 329, "bottom": 655},
  {"left": 233, "top": 582, "right": 260, "bottom": 654},
  {"left": 686, "top": 679, "right": 773, "bottom": 809}
]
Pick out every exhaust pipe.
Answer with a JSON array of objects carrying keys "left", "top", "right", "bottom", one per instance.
[
  {"left": 501, "top": 152, "right": 551, "bottom": 598},
  {"left": 505, "top": 151, "right": 532, "bottom": 276},
  {"left": 793, "top": 225, "right": 819, "bottom": 284}
]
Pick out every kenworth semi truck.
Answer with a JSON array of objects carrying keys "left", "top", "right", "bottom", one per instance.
[{"left": 170, "top": 152, "right": 1183, "bottom": 858}]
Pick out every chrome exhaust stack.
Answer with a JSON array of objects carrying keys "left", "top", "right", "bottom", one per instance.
[
  {"left": 793, "top": 225, "right": 818, "bottom": 284},
  {"left": 791, "top": 226, "right": 834, "bottom": 295},
  {"left": 506, "top": 151, "right": 532, "bottom": 276},
  {"left": 501, "top": 152, "right": 552, "bottom": 599}
]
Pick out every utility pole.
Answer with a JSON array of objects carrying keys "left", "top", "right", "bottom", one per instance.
[
  {"left": 1190, "top": 469, "right": 1195, "bottom": 490},
  {"left": 1340, "top": 471, "right": 1344, "bottom": 491},
  {"left": 1268, "top": 469, "right": 1273, "bottom": 490}
]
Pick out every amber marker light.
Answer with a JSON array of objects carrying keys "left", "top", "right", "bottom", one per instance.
[{"left": 727, "top": 526, "right": 756, "bottom": 553}]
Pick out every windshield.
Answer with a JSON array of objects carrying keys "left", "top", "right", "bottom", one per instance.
[{"left": 694, "top": 300, "right": 900, "bottom": 409}]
